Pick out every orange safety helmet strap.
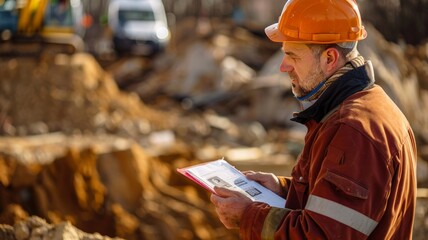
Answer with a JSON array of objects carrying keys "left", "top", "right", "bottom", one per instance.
[{"left": 265, "top": 0, "right": 367, "bottom": 44}]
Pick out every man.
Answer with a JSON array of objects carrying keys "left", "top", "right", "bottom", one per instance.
[{"left": 210, "top": 0, "right": 417, "bottom": 239}]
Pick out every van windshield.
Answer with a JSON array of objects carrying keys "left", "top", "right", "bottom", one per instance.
[{"left": 118, "top": 9, "right": 155, "bottom": 23}]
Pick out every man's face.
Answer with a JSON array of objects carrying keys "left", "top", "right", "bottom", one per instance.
[{"left": 280, "top": 42, "right": 327, "bottom": 98}]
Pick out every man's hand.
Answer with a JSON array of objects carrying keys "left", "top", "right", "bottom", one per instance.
[
  {"left": 243, "top": 171, "right": 282, "bottom": 195},
  {"left": 210, "top": 186, "right": 252, "bottom": 229}
]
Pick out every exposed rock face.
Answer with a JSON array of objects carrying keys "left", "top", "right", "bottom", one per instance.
[
  {"left": 0, "top": 215, "right": 122, "bottom": 240},
  {"left": 0, "top": 133, "right": 236, "bottom": 239}
]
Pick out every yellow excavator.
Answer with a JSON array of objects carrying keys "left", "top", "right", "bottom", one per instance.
[{"left": 0, "top": 0, "right": 87, "bottom": 56}]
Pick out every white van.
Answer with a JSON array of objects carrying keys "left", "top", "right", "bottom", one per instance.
[{"left": 108, "top": 0, "right": 170, "bottom": 56}]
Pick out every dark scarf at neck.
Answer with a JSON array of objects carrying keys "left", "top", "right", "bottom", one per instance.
[{"left": 291, "top": 59, "right": 375, "bottom": 124}]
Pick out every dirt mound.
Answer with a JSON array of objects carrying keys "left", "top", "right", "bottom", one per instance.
[
  {"left": 0, "top": 134, "right": 237, "bottom": 239},
  {"left": 0, "top": 54, "right": 174, "bottom": 136}
]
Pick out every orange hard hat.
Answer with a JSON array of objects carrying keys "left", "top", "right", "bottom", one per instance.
[{"left": 265, "top": 0, "right": 367, "bottom": 44}]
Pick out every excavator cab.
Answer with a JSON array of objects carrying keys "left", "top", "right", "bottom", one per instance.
[
  {"left": 43, "top": 0, "right": 85, "bottom": 35},
  {"left": 0, "top": 0, "right": 85, "bottom": 56}
]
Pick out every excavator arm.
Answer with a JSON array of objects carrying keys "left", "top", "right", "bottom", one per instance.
[{"left": 18, "top": 0, "right": 49, "bottom": 35}]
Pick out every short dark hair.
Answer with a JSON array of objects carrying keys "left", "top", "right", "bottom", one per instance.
[{"left": 307, "top": 44, "right": 354, "bottom": 60}]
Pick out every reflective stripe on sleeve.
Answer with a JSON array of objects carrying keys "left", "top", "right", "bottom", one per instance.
[
  {"left": 261, "top": 207, "right": 289, "bottom": 240},
  {"left": 305, "top": 195, "right": 378, "bottom": 236}
]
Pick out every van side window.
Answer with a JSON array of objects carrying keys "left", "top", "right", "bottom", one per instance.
[{"left": 118, "top": 10, "right": 155, "bottom": 24}]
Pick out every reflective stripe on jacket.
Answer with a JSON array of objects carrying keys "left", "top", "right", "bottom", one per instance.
[{"left": 239, "top": 65, "right": 417, "bottom": 239}]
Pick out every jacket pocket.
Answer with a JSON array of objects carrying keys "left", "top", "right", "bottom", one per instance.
[
  {"left": 291, "top": 165, "right": 310, "bottom": 208},
  {"left": 324, "top": 170, "right": 368, "bottom": 200}
]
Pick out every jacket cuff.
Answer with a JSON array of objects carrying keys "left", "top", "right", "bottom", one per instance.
[{"left": 239, "top": 202, "right": 271, "bottom": 240}]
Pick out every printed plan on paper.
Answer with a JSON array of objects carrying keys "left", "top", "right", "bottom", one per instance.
[{"left": 177, "top": 159, "right": 286, "bottom": 208}]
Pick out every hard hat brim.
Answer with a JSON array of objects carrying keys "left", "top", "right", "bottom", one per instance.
[
  {"left": 265, "top": 23, "right": 368, "bottom": 44},
  {"left": 265, "top": 23, "right": 287, "bottom": 42}
]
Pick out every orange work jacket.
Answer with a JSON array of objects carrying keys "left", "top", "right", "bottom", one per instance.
[{"left": 240, "top": 65, "right": 417, "bottom": 239}]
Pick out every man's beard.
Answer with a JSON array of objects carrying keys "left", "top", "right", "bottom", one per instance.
[{"left": 291, "top": 63, "right": 325, "bottom": 98}]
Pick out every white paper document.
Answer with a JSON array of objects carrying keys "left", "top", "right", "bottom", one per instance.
[{"left": 177, "top": 159, "right": 286, "bottom": 208}]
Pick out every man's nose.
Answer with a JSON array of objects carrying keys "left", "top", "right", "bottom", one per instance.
[{"left": 280, "top": 57, "right": 293, "bottom": 72}]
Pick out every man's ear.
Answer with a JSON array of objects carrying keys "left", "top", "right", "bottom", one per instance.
[{"left": 323, "top": 48, "right": 341, "bottom": 73}]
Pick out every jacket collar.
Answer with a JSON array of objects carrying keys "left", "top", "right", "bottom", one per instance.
[{"left": 291, "top": 61, "right": 375, "bottom": 124}]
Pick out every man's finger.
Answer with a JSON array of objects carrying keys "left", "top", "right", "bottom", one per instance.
[
  {"left": 210, "top": 188, "right": 234, "bottom": 206},
  {"left": 213, "top": 186, "right": 238, "bottom": 197},
  {"left": 242, "top": 170, "right": 255, "bottom": 175},
  {"left": 245, "top": 171, "right": 265, "bottom": 181},
  {"left": 210, "top": 192, "right": 234, "bottom": 208}
]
